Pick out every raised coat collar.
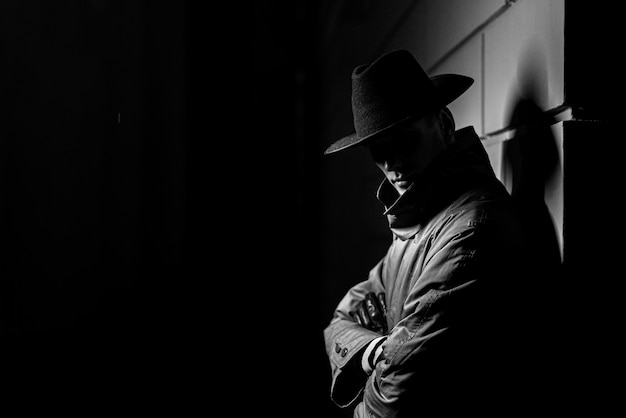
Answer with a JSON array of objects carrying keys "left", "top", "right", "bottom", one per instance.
[{"left": 375, "top": 126, "right": 495, "bottom": 239}]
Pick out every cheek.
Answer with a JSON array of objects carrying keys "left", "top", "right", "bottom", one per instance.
[
  {"left": 403, "top": 144, "right": 427, "bottom": 170},
  {"left": 414, "top": 150, "right": 433, "bottom": 171},
  {"left": 406, "top": 140, "right": 440, "bottom": 174}
]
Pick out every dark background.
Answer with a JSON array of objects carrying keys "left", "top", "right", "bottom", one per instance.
[
  {"left": 0, "top": 0, "right": 327, "bottom": 412},
  {"left": 0, "top": 1, "right": 324, "bottom": 332},
  {"left": 0, "top": 1, "right": 191, "bottom": 333}
]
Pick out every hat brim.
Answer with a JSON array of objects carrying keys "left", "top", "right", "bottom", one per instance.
[{"left": 324, "top": 74, "right": 474, "bottom": 155}]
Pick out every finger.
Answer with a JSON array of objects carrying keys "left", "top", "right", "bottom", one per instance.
[
  {"left": 350, "top": 311, "right": 363, "bottom": 326},
  {"left": 365, "top": 293, "right": 386, "bottom": 332},
  {"left": 377, "top": 292, "right": 387, "bottom": 314},
  {"left": 365, "top": 294, "right": 381, "bottom": 322},
  {"left": 357, "top": 303, "right": 372, "bottom": 329}
]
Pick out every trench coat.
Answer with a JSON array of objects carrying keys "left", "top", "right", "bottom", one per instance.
[{"left": 324, "top": 127, "right": 535, "bottom": 417}]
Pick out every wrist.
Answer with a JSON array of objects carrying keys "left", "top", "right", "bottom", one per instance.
[{"left": 361, "top": 336, "right": 387, "bottom": 375}]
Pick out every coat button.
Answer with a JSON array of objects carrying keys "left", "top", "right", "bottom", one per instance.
[
  {"left": 341, "top": 347, "right": 348, "bottom": 357},
  {"left": 335, "top": 343, "right": 341, "bottom": 353}
]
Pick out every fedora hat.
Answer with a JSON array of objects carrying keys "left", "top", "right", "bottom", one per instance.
[{"left": 324, "top": 49, "right": 474, "bottom": 155}]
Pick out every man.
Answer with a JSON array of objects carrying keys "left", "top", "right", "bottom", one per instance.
[{"left": 323, "top": 50, "right": 535, "bottom": 416}]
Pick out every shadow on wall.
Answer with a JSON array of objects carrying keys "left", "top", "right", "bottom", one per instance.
[
  {"left": 500, "top": 48, "right": 565, "bottom": 395},
  {"left": 501, "top": 40, "right": 562, "bottom": 281},
  {"left": 503, "top": 98, "right": 562, "bottom": 275}
]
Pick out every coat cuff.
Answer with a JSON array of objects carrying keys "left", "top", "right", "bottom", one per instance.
[{"left": 324, "top": 319, "right": 382, "bottom": 407}]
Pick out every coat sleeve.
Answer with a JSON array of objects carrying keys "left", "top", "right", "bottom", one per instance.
[
  {"left": 360, "top": 216, "right": 521, "bottom": 417},
  {"left": 323, "top": 256, "right": 389, "bottom": 408}
]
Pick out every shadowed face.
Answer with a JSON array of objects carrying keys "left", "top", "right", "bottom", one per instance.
[{"left": 366, "top": 111, "right": 450, "bottom": 195}]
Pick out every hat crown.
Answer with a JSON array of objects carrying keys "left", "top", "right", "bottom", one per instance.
[
  {"left": 323, "top": 49, "right": 473, "bottom": 155},
  {"left": 351, "top": 50, "right": 440, "bottom": 139}
]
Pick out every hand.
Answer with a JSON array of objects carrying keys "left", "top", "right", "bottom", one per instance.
[{"left": 350, "top": 292, "right": 388, "bottom": 334}]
